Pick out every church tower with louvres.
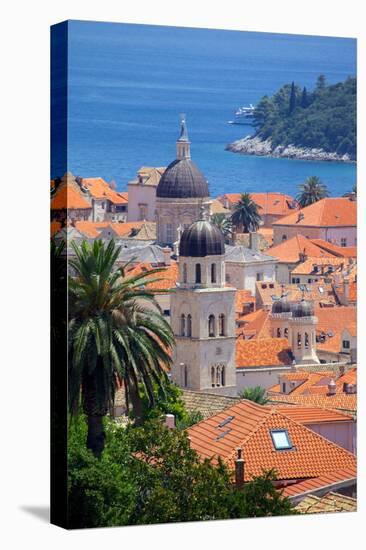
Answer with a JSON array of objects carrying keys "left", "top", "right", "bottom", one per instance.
[{"left": 170, "top": 214, "right": 237, "bottom": 396}]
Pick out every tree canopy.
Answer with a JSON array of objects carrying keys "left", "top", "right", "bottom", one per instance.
[
  {"left": 68, "top": 416, "right": 297, "bottom": 528},
  {"left": 253, "top": 76, "right": 356, "bottom": 159}
]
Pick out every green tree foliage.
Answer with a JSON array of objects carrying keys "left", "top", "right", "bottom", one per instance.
[
  {"left": 68, "top": 239, "right": 175, "bottom": 456},
  {"left": 68, "top": 417, "right": 297, "bottom": 528},
  {"left": 239, "top": 386, "right": 268, "bottom": 405},
  {"left": 231, "top": 193, "right": 262, "bottom": 233},
  {"left": 289, "top": 81, "right": 297, "bottom": 114},
  {"left": 296, "top": 176, "right": 329, "bottom": 207},
  {"left": 211, "top": 213, "right": 233, "bottom": 242},
  {"left": 137, "top": 380, "right": 204, "bottom": 429},
  {"left": 253, "top": 76, "right": 356, "bottom": 159}
]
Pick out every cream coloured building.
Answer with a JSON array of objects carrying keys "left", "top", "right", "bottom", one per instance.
[
  {"left": 156, "top": 115, "right": 211, "bottom": 247},
  {"left": 170, "top": 217, "right": 237, "bottom": 396}
]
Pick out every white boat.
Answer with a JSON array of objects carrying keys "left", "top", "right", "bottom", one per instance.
[{"left": 228, "top": 104, "right": 255, "bottom": 125}]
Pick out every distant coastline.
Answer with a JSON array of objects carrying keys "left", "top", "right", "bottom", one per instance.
[{"left": 226, "top": 136, "right": 355, "bottom": 163}]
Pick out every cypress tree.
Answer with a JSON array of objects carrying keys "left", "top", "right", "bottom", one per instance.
[
  {"left": 289, "top": 81, "right": 296, "bottom": 114},
  {"left": 301, "top": 86, "right": 308, "bottom": 108}
]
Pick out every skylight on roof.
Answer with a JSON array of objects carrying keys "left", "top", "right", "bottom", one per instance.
[
  {"left": 218, "top": 415, "right": 234, "bottom": 428},
  {"left": 270, "top": 429, "right": 293, "bottom": 451}
]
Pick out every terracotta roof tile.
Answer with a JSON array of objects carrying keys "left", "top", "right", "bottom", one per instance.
[
  {"left": 51, "top": 185, "right": 91, "bottom": 210},
  {"left": 274, "top": 406, "right": 353, "bottom": 424},
  {"left": 295, "top": 491, "right": 357, "bottom": 513},
  {"left": 236, "top": 309, "right": 271, "bottom": 339},
  {"left": 315, "top": 306, "right": 356, "bottom": 353},
  {"left": 310, "top": 239, "right": 357, "bottom": 258},
  {"left": 236, "top": 338, "right": 292, "bottom": 368},
  {"left": 266, "top": 234, "right": 334, "bottom": 263},
  {"left": 268, "top": 393, "right": 357, "bottom": 414},
  {"left": 127, "top": 262, "right": 179, "bottom": 291},
  {"left": 50, "top": 221, "right": 62, "bottom": 236},
  {"left": 83, "top": 177, "right": 128, "bottom": 205},
  {"left": 187, "top": 400, "right": 356, "bottom": 482},
  {"left": 273, "top": 198, "right": 357, "bottom": 227},
  {"left": 291, "top": 256, "right": 352, "bottom": 276},
  {"left": 282, "top": 467, "right": 356, "bottom": 497},
  {"left": 220, "top": 192, "right": 298, "bottom": 216}
]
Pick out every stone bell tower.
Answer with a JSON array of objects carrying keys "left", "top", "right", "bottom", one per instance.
[{"left": 170, "top": 215, "right": 237, "bottom": 396}]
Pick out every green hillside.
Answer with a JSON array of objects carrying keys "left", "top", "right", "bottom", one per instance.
[{"left": 253, "top": 76, "right": 356, "bottom": 159}]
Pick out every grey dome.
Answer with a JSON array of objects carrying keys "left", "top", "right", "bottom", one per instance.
[
  {"left": 156, "top": 159, "right": 209, "bottom": 199},
  {"left": 292, "top": 299, "right": 314, "bottom": 318},
  {"left": 272, "top": 296, "right": 292, "bottom": 314},
  {"left": 179, "top": 220, "right": 225, "bottom": 257}
]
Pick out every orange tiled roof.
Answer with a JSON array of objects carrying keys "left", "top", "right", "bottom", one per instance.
[
  {"left": 51, "top": 221, "right": 62, "bottom": 236},
  {"left": 291, "top": 256, "right": 352, "bottom": 276},
  {"left": 220, "top": 192, "right": 298, "bottom": 217},
  {"left": 51, "top": 185, "right": 91, "bottom": 210},
  {"left": 310, "top": 239, "right": 357, "bottom": 258},
  {"left": 236, "top": 337, "right": 292, "bottom": 368},
  {"left": 256, "top": 281, "right": 337, "bottom": 308},
  {"left": 274, "top": 406, "right": 353, "bottom": 424},
  {"left": 75, "top": 221, "right": 111, "bottom": 238},
  {"left": 268, "top": 393, "right": 357, "bottom": 414},
  {"left": 187, "top": 400, "right": 356, "bottom": 482},
  {"left": 127, "top": 262, "right": 179, "bottom": 291},
  {"left": 273, "top": 198, "right": 357, "bottom": 227},
  {"left": 266, "top": 234, "right": 335, "bottom": 263},
  {"left": 315, "top": 306, "right": 357, "bottom": 354},
  {"left": 237, "top": 309, "right": 271, "bottom": 339},
  {"left": 267, "top": 371, "right": 335, "bottom": 396},
  {"left": 282, "top": 467, "right": 357, "bottom": 497},
  {"left": 235, "top": 290, "right": 256, "bottom": 313},
  {"left": 83, "top": 177, "right": 128, "bottom": 205}
]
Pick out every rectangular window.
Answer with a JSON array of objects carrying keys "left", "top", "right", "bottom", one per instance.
[
  {"left": 343, "top": 340, "right": 350, "bottom": 349},
  {"left": 256, "top": 272, "right": 264, "bottom": 281},
  {"left": 166, "top": 223, "right": 173, "bottom": 243},
  {"left": 270, "top": 429, "right": 293, "bottom": 450},
  {"left": 341, "top": 238, "right": 347, "bottom": 247}
]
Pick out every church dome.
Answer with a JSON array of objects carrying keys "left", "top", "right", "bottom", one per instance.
[
  {"left": 156, "top": 158, "right": 209, "bottom": 199},
  {"left": 179, "top": 219, "right": 225, "bottom": 257},
  {"left": 272, "top": 296, "right": 292, "bottom": 314},
  {"left": 292, "top": 299, "right": 314, "bottom": 318}
]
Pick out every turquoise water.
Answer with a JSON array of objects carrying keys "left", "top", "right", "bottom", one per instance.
[{"left": 63, "top": 21, "right": 356, "bottom": 197}]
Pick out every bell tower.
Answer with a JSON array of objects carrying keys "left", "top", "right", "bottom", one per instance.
[
  {"left": 170, "top": 217, "right": 237, "bottom": 396},
  {"left": 176, "top": 113, "right": 191, "bottom": 160}
]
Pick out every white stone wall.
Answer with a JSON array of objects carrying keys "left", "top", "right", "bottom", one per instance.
[
  {"left": 225, "top": 261, "right": 276, "bottom": 293},
  {"left": 127, "top": 183, "right": 157, "bottom": 222},
  {"left": 156, "top": 197, "right": 211, "bottom": 246},
  {"left": 170, "top": 284, "right": 237, "bottom": 395},
  {"left": 236, "top": 366, "right": 292, "bottom": 392},
  {"left": 273, "top": 225, "right": 357, "bottom": 247}
]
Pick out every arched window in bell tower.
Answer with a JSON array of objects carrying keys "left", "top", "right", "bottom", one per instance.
[
  {"left": 305, "top": 332, "right": 309, "bottom": 348},
  {"left": 182, "top": 263, "right": 187, "bottom": 284},
  {"left": 183, "top": 365, "right": 188, "bottom": 387},
  {"left": 195, "top": 263, "right": 201, "bottom": 284},
  {"left": 211, "top": 366, "right": 215, "bottom": 387},
  {"left": 297, "top": 333, "right": 302, "bottom": 348},
  {"left": 187, "top": 314, "right": 192, "bottom": 337},
  {"left": 219, "top": 314, "right": 225, "bottom": 336},
  {"left": 211, "top": 263, "right": 217, "bottom": 283},
  {"left": 221, "top": 365, "right": 226, "bottom": 387},
  {"left": 208, "top": 314, "right": 216, "bottom": 337},
  {"left": 277, "top": 327, "right": 281, "bottom": 338},
  {"left": 180, "top": 314, "right": 186, "bottom": 336}
]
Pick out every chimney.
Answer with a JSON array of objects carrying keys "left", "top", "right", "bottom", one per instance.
[
  {"left": 299, "top": 250, "right": 308, "bottom": 263},
  {"left": 235, "top": 447, "right": 245, "bottom": 489},
  {"left": 162, "top": 246, "right": 171, "bottom": 266},
  {"left": 164, "top": 414, "right": 175, "bottom": 429},
  {"left": 249, "top": 232, "right": 260, "bottom": 252},
  {"left": 328, "top": 379, "right": 336, "bottom": 396}
]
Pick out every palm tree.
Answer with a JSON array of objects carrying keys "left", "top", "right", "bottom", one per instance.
[
  {"left": 230, "top": 193, "right": 262, "bottom": 233},
  {"left": 240, "top": 386, "right": 268, "bottom": 405},
  {"left": 211, "top": 213, "right": 233, "bottom": 242},
  {"left": 68, "top": 239, "right": 175, "bottom": 457},
  {"left": 296, "top": 176, "right": 329, "bottom": 207}
]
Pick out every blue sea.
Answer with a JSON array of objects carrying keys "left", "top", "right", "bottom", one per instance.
[{"left": 61, "top": 21, "right": 356, "bottom": 198}]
